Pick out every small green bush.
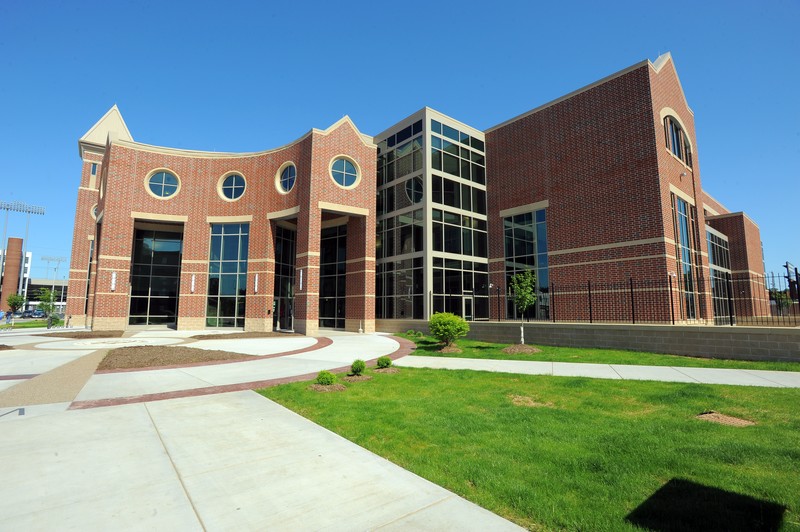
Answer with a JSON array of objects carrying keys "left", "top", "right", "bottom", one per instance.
[
  {"left": 315, "top": 370, "right": 337, "bottom": 385},
  {"left": 377, "top": 356, "right": 392, "bottom": 369},
  {"left": 406, "top": 329, "right": 417, "bottom": 336},
  {"left": 429, "top": 312, "right": 470, "bottom": 347},
  {"left": 415, "top": 330, "right": 425, "bottom": 338},
  {"left": 351, "top": 359, "right": 366, "bottom": 376}
]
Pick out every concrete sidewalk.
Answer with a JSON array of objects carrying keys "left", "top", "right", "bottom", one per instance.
[
  {"left": 395, "top": 355, "right": 800, "bottom": 388},
  {"left": 0, "top": 390, "right": 522, "bottom": 531}
]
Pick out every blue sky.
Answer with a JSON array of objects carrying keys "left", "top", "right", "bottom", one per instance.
[{"left": 0, "top": 1, "right": 797, "bottom": 282}]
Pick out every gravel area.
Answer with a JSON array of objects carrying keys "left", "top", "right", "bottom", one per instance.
[
  {"left": 0, "top": 345, "right": 13, "bottom": 350},
  {"left": 502, "top": 344, "right": 542, "bottom": 354},
  {"left": 98, "top": 345, "right": 254, "bottom": 370},
  {"left": 41, "top": 331, "right": 126, "bottom": 339}
]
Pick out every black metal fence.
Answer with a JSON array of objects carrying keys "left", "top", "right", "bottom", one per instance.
[{"left": 501, "top": 272, "right": 799, "bottom": 327}]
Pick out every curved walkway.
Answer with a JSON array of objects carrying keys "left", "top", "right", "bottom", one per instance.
[{"left": 0, "top": 329, "right": 402, "bottom": 416}]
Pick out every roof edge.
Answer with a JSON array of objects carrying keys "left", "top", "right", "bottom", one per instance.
[{"left": 486, "top": 59, "right": 651, "bottom": 133}]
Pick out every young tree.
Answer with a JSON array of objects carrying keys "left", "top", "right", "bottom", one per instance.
[
  {"left": 510, "top": 269, "right": 537, "bottom": 321},
  {"left": 6, "top": 294, "right": 26, "bottom": 313},
  {"left": 36, "top": 288, "right": 57, "bottom": 317}
]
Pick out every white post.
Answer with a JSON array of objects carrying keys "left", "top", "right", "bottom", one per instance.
[{"left": 520, "top": 324, "right": 525, "bottom": 345}]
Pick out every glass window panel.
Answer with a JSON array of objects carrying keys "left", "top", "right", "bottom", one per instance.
[
  {"left": 219, "top": 297, "right": 236, "bottom": 317},
  {"left": 431, "top": 120, "right": 442, "bottom": 134},
  {"left": 443, "top": 124, "right": 459, "bottom": 142},
  {"left": 220, "top": 274, "right": 238, "bottom": 295},
  {"left": 442, "top": 153, "right": 460, "bottom": 177},
  {"left": 129, "top": 297, "right": 149, "bottom": 315},
  {"left": 431, "top": 149, "right": 442, "bottom": 171}
]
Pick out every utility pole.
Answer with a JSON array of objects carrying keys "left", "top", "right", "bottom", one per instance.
[{"left": 42, "top": 256, "right": 67, "bottom": 309}]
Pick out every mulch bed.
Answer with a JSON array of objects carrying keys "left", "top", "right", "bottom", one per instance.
[
  {"left": 341, "top": 375, "right": 373, "bottom": 383},
  {"left": 696, "top": 411, "right": 755, "bottom": 427},
  {"left": 0, "top": 344, "right": 12, "bottom": 350},
  {"left": 190, "top": 332, "right": 301, "bottom": 340},
  {"left": 98, "top": 345, "right": 254, "bottom": 370},
  {"left": 438, "top": 345, "right": 463, "bottom": 354},
  {"left": 308, "top": 383, "right": 347, "bottom": 393},
  {"left": 502, "top": 344, "right": 542, "bottom": 355},
  {"left": 374, "top": 367, "right": 399, "bottom": 374},
  {"left": 42, "top": 330, "right": 125, "bottom": 339}
]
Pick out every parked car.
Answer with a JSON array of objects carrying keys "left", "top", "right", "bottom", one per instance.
[
  {"left": 31, "top": 310, "right": 46, "bottom": 319},
  {"left": 12, "top": 311, "right": 23, "bottom": 318},
  {"left": 22, "top": 310, "right": 34, "bottom": 319}
]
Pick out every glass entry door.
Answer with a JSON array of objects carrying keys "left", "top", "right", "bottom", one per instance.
[
  {"left": 273, "top": 298, "right": 293, "bottom": 331},
  {"left": 464, "top": 296, "right": 474, "bottom": 321},
  {"left": 129, "top": 228, "right": 183, "bottom": 325}
]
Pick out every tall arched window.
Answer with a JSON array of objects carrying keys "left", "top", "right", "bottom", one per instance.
[{"left": 664, "top": 116, "right": 692, "bottom": 167}]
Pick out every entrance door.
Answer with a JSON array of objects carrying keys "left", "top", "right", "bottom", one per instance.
[
  {"left": 463, "top": 296, "right": 474, "bottom": 322},
  {"left": 274, "top": 298, "right": 293, "bottom": 330},
  {"left": 129, "top": 228, "right": 183, "bottom": 326}
]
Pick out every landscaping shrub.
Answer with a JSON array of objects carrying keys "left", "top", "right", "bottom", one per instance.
[
  {"left": 377, "top": 356, "right": 392, "bottom": 369},
  {"left": 351, "top": 359, "right": 366, "bottom": 376},
  {"left": 406, "top": 329, "right": 418, "bottom": 336},
  {"left": 315, "top": 370, "right": 337, "bottom": 385},
  {"left": 428, "top": 312, "right": 470, "bottom": 346}
]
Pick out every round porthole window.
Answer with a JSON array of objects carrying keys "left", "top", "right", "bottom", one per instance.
[
  {"left": 220, "top": 173, "right": 246, "bottom": 200},
  {"left": 148, "top": 171, "right": 180, "bottom": 198},
  {"left": 279, "top": 164, "right": 296, "bottom": 193},
  {"left": 330, "top": 157, "right": 359, "bottom": 188},
  {"left": 405, "top": 177, "right": 423, "bottom": 203}
]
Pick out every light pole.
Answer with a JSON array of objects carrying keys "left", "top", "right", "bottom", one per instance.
[
  {"left": 0, "top": 201, "right": 46, "bottom": 295},
  {"left": 42, "top": 256, "right": 67, "bottom": 313}
]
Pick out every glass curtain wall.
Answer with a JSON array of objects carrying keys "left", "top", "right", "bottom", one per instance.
[
  {"left": 503, "top": 209, "right": 548, "bottom": 319},
  {"left": 707, "top": 229, "right": 732, "bottom": 324},
  {"left": 671, "top": 194, "right": 699, "bottom": 320},
  {"left": 129, "top": 228, "right": 183, "bottom": 325},
  {"left": 273, "top": 226, "right": 296, "bottom": 330},
  {"left": 207, "top": 223, "right": 249, "bottom": 327},
  {"left": 319, "top": 224, "right": 347, "bottom": 329}
]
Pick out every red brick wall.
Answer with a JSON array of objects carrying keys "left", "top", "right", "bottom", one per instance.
[
  {"left": 70, "top": 118, "right": 376, "bottom": 331},
  {"left": 486, "top": 63, "right": 674, "bottom": 321}
]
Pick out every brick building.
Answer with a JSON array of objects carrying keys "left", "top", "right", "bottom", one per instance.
[
  {"left": 484, "top": 53, "right": 765, "bottom": 324},
  {"left": 67, "top": 108, "right": 376, "bottom": 334},
  {"left": 67, "top": 53, "right": 765, "bottom": 331}
]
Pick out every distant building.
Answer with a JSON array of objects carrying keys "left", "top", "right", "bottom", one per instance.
[
  {"left": 0, "top": 239, "right": 33, "bottom": 307},
  {"left": 67, "top": 53, "right": 765, "bottom": 331}
]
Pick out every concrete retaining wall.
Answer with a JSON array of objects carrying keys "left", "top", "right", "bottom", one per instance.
[{"left": 376, "top": 320, "right": 800, "bottom": 362}]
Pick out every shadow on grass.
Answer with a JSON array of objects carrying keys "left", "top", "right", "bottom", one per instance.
[{"left": 625, "top": 478, "right": 784, "bottom": 531}]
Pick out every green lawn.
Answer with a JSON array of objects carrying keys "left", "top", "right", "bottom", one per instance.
[
  {"left": 399, "top": 333, "right": 800, "bottom": 372},
  {"left": 260, "top": 368, "right": 800, "bottom": 530},
  {"left": 3, "top": 319, "right": 63, "bottom": 330}
]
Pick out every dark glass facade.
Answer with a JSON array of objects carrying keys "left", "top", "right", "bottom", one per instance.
[
  {"left": 207, "top": 223, "right": 249, "bottom": 327},
  {"left": 503, "top": 209, "right": 548, "bottom": 319},
  {"left": 319, "top": 224, "right": 347, "bottom": 329},
  {"left": 129, "top": 228, "right": 183, "bottom": 325},
  {"left": 273, "top": 226, "right": 296, "bottom": 330}
]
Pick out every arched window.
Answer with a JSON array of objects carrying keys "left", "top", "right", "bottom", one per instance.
[{"left": 664, "top": 116, "right": 692, "bottom": 167}]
